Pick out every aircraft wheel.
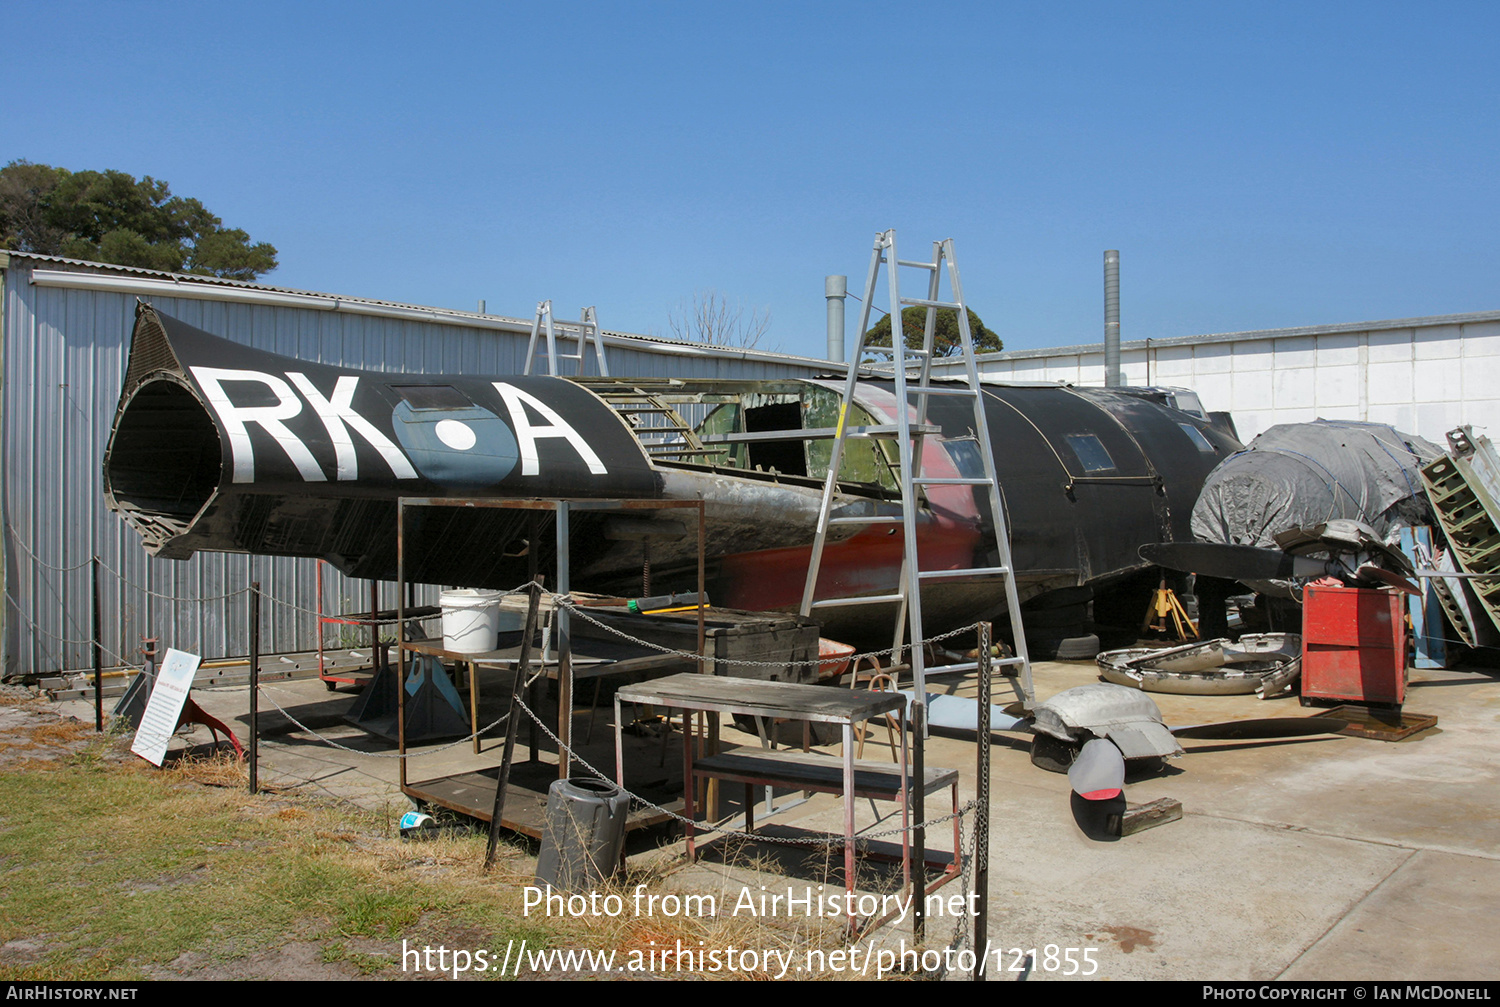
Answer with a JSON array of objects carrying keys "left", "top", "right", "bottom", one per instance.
[{"left": 1051, "top": 633, "right": 1101, "bottom": 660}]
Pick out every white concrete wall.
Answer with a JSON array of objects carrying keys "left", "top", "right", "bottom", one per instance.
[{"left": 957, "top": 316, "right": 1500, "bottom": 445}]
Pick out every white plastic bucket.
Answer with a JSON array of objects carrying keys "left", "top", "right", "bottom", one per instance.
[{"left": 440, "top": 588, "right": 503, "bottom": 654}]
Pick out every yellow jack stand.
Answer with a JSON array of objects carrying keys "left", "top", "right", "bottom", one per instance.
[{"left": 1142, "top": 578, "right": 1199, "bottom": 641}]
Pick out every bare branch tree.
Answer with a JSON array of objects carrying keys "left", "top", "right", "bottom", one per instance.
[{"left": 666, "top": 290, "right": 771, "bottom": 349}]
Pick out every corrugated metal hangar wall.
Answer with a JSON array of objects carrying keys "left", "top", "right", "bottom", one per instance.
[
  {"left": 0, "top": 252, "right": 837, "bottom": 677},
  {"left": 935, "top": 312, "right": 1500, "bottom": 444}
]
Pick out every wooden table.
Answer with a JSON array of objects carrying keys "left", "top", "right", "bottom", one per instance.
[
  {"left": 613, "top": 673, "right": 957, "bottom": 930},
  {"left": 402, "top": 634, "right": 692, "bottom": 756}
]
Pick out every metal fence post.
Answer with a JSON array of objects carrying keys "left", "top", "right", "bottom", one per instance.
[
  {"left": 913, "top": 696, "right": 926, "bottom": 940},
  {"left": 486, "top": 581, "right": 543, "bottom": 871},
  {"left": 249, "top": 581, "right": 260, "bottom": 795},
  {"left": 91, "top": 557, "right": 102, "bottom": 732},
  {"left": 974, "top": 622, "right": 992, "bottom": 980}
]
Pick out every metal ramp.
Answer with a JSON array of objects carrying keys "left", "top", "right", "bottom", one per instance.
[
  {"left": 523, "top": 301, "right": 611, "bottom": 377},
  {"left": 798, "top": 230, "right": 1033, "bottom": 708}
]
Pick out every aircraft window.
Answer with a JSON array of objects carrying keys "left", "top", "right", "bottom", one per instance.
[
  {"left": 945, "top": 438, "right": 986, "bottom": 479},
  {"left": 1170, "top": 391, "right": 1207, "bottom": 418},
  {"left": 392, "top": 385, "right": 474, "bottom": 411},
  {"left": 1178, "top": 423, "right": 1216, "bottom": 452},
  {"left": 1066, "top": 433, "right": 1116, "bottom": 472}
]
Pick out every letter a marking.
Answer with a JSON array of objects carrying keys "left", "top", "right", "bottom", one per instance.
[{"left": 493, "top": 382, "right": 608, "bottom": 476}]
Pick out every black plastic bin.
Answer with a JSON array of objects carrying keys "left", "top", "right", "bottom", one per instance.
[{"left": 533, "top": 777, "right": 630, "bottom": 891}]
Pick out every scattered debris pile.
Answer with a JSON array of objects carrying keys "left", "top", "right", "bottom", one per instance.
[{"left": 1096, "top": 633, "right": 1301, "bottom": 698}]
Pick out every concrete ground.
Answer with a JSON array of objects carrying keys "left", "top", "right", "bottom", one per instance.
[{"left": 58, "top": 654, "right": 1500, "bottom": 982}]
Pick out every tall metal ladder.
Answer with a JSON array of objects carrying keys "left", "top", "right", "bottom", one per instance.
[
  {"left": 523, "top": 301, "right": 611, "bottom": 377},
  {"left": 798, "top": 230, "right": 1033, "bottom": 708}
]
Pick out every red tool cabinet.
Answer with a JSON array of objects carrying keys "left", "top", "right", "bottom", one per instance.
[{"left": 1301, "top": 584, "right": 1408, "bottom": 706}]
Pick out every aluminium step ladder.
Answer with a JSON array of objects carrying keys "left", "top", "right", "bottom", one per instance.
[
  {"left": 798, "top": 230, "right": 1033, "bottom": 708},
  {"left": 523, "top": 301, "right": 611, "bottom": 377}
]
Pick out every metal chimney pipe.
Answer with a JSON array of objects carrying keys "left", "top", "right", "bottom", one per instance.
[
  {"left": 826, "top": 275, "right": 848, "bottom": 363},
  {"left": 1104, "top": 250, "right": 1121, "bottom": 387}
]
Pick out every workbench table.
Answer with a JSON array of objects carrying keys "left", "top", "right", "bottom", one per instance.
[{"left": 614, "top": 673, "right": 957, "bottom": 929}]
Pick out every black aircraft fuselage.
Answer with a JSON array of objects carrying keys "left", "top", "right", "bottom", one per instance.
[{"left": 103, "top": 305, "right": 1241, "bottom": 646}]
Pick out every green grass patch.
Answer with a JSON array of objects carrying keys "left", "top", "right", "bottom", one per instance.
[
  {"left": 0, "top": 731, "right": 552, "bottom": 979},
  {"left": 0, "top": 701, "right": 855, "bottom": 981}
]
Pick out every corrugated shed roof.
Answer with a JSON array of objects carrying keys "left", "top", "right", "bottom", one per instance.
[
  {"left": 0, "top": 249, "right": 843, "bottom": 369},
  {"left": 946, "top": 309, "right": 1500, "bottom": 367},
  {"left": 12, "top": 248, "right": 1494, "bottom": 371}
]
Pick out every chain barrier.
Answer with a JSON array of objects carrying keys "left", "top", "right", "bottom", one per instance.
[
  {"left": 247, "top": 590, "right": 554, "bottom": 759},
  {"left": 555, "top": 595, "right": 984, "bottom": 670},
  {"left": 4, "top": 589, "right": 96, "bottom": 647},
  {"left": 254, "top": 579, "right": 548, "bottom": 622},
  {"left": 4, "top": 588, "right": 83, "bottom": 671},
  {"left": 511, "top": 693, "right": 978, "bottom": 847},
  {"left": 928, "top": 813, "right": 981, "bottom": 979},
  {"left": 3, "top": 534, "right": 97, "bottom": 649},
  {"left": 15, "top": 550, "right": 986, "bottom": 904},
  {"left": 3, "top": 529, "right": 95, "bottom": 572},
  {"left": 10, "top": 548, "right": 995, "bottom": 679},
  {"left": 95, "top": 563, "right": 252, "bottom": 603},
  {"left": 6, "top": 528, "right": 248, "bottom": 680},
  {"left": 4, "top": 587, "right": 135, "bottom": 668},
  {"left": 254, "top": 683, "right": 519, "bottom": 759}
]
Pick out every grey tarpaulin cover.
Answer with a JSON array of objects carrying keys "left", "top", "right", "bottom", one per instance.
[{"left": 1191, "top": 420, "right": 1441, "bottom": 549}]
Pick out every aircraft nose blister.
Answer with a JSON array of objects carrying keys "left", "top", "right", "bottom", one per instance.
[
  {"left": 392, "top": 401, "right": 519, "bottom": 487},
  {"left": 1069, "top": 738, "right": 1126, "bottom": 800}
]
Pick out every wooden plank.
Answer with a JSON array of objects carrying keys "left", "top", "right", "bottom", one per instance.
[
  {"left": 406, "top": 770, "right": 679, "bottom": 839},
  {"left": 1108, "top": 798, "right": 1183, "bottom": 837},
  {"left": 1324, "top": 705, "right": 1439, "bottom": 741},
  {"left": 404, "top": 633, "right": 691, "bottom": 679}
]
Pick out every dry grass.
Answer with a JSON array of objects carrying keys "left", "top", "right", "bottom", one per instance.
[{"left": 162, "top": 747, "right": 250, "bottom": 788}]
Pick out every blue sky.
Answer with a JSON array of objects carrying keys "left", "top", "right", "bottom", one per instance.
[{"left": 8, "top": 1, "right": 1498, "bottom": 359}]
